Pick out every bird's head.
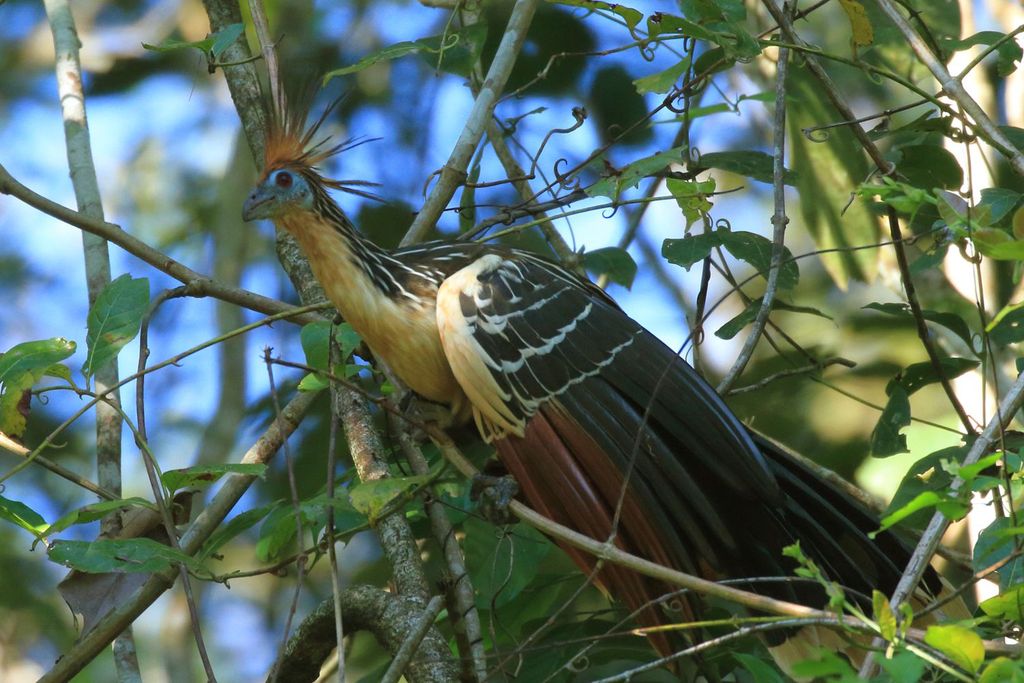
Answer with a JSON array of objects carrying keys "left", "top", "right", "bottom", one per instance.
[
  {"left": 241, "top": 92, "right": 381, "bottom": 223},
  {"left": 242, "top": 166, "right": 315, "bottom": 221}
]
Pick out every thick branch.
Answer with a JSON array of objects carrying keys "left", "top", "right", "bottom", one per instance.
[{"left": 276, "top": 588, "right": 459, "bottom": 683}]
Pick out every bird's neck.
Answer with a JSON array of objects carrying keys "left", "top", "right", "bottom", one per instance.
[{"left": 278, "top": 207, "right": 415, "bottom": 327}]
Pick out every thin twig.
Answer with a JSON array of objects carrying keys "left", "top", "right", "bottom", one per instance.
[
  {"left": 325, "top": 328, "right": 345, "bottom": 683},
  {"left": 760, "top": 0, "right": 975, "bottom": 435},
  {"left": 716, "top": 34, "right": 790, "bottom": 394},
  {"left": 873, "top": 0, "right": 1024, "bottom": 175},
  {"left": 134, "top": 290, "right": 218, "bottom": 682},
  {"left": 0, "top": 303, "right": 327, "bottom": 489},
  {"left": 0, "top": 433, "right": 117, "bottom": 500},
  {"left": 726, "top": 358, "right": 856, "bottom": 395},
  {"left": 401, "top": 0, "right": 542, "bottom": 245},
  {"left": 380, "top": 595, "right": 446, "bottom": 683},
  {"left": 0, "top": 164, "right": 309, "bottom": 324},
  {"left": 39, "top": 390, "right": 321, "bottom": 683}
]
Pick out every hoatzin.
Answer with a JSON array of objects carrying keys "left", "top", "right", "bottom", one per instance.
[{"left": 242, "top": 100, "right": 954, "bottom": 675}]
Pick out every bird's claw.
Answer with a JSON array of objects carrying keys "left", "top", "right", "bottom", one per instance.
[{"left": 470, "top": 474, "right": 519, "bottom": 526}]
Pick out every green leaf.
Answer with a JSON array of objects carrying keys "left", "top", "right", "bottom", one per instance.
[
  {"left": 633, "top": 57, "right": 690, "bottom": 94},
  {"left": 463, "top": 517, "right": 552, "bottom": 608},
  {"left": 718, "top": 230, "right": 800, "bottom": 289},
  {"left": 863, "top": 302, "right": 975, "bottom": 353},
  {"left": 255, "top": 494, "right": 367, "bottom": 562},
  {"left": 587, "top": 145, "right": 687, "bottom": 200},
  {"left": 788, "top": 66, "right": 877, "bottom": 288},
  {"left": 973, "top": 232, "right": 1024, "bottom": 261},
  {"left": 895, "top": 144, "right": 963, "bottom": 190},
  {"left": 161, "top": 464, "right": 267, "bottom": 494},
  {"left": 890, "top": 357, "right": 979, "bottom": 395},
  {"left": 924, "top": 624, "right": 984, "bottom": 673},
  {"left": 980, "top": 187, "right": 1023, "bottom": 225},
  {"left": 299, "top": 321, "right": 362, "bottom": 389},
  {"left": 583, "top": 247, "right": 637, "bottom": 289},
  {"left": 646, "top": 12, "right": 717, "bottom": 42},
  {"left": 974, "top": 517, "right": 1024, "bottom": 590},
  {"left": 199, "top": 503, "right": 276, "bottom": 561},
  {"left": 142, "top": 24, "right": 242, "bottom": 58},
  {"left": 873, "top": 589, "right": 896, "bottom": 640},
  {"left": 980, "top": 584, "right": 1024, "bottom": 621},
  {"left": 49, "top": 538, "right": 202, "bottom": 574},
  {"left": 733, "top": 652, "right": 786, "bottom": 683},
  {"left": 325, "top": 23, "right": 487, "bottom": 79},
  {"left": 876, "top": 651, "right": 927, "bottom": 683},
  {"left": 942, "top": 31, "right": 1023, "bottom": 77},
  {"left": 875, "top": 490, "right": 968, "bottom": 536},
  {"left": 0, "top": 337, "right": 77, "bottom": 437},
  {"left": 0, "top": 495, "right": 48, "bottom": 538},
  {"left": 348, "top": 475, "right": 429, "bottom": 521},
  {"left": 981, "top": 657, "right": 1024, "bottom": 683},
  {"left": 870, "top": 384, "right": 910, "bottom": 457},
  {"left": 789, "top": 650, "right": 859, "bottom": 681},
  {"left": 209, "top": 23, "right": 244, "bottom": 59},
  {"left": 44, "top": 497, "right": 155, "bottom": 537},
  {"left": 714, "top": 297, "right": 830, "bottom": 340},
  {"left": 83, "top": 274, "right": 149, "bottom": 378},
  {"left": 662, "top": 232, "right": 720, "bottom": 270},
  {"left": 666, "top": 177, "right": 715, "bottom": 229},
  {"left": 698, "top": 150, "right": 798, "bottom": 185},
  {"left": 551, "top": 0, "right": 643, "bottom": 29}
]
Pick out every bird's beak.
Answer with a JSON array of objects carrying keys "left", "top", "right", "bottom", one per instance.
[{"left": 242, "top": 185, "right": 274, "bottom": 222}]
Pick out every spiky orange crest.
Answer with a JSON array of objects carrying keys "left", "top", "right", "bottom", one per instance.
[
  {"left": 259, "top": 90, "right": 382, "bottom": 201},
  {"left": 261, "top": 90, "right": 341, "bottom": 178}
]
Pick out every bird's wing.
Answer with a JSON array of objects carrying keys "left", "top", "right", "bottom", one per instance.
[{"left": 434, "top": 249, "right": 780, "bottom": 506}]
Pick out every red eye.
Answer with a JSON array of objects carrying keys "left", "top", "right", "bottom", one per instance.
[{"left": 274, "top": 171, "right": 293, "bottom": 188}]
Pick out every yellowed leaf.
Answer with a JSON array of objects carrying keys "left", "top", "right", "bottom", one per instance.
[{"left": 839, "top": 0, "right": 874, "bottom": 47}]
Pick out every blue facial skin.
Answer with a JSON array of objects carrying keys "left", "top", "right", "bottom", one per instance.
[{"left": 242, "top": 169, "right": 314, "bottom": 221}]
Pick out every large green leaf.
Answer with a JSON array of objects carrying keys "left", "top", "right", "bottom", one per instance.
[
  {"left": 161, "top": 464, "right": 267, "bottom": 494},
  {"left": 0, "top": 495, "right": 48, "bottom": 539},
  {"left": 83, "top": 274, "right": 150, "bottom": 378},
  {"left": 463, "top": 518, "right": 552, "bottom": 608},
  {"left": 924, "top": 624, "right": 984, "bottom": 674},
  {"left": 663, "top": 227, "right": 799, "bottom": 289},
  {"left": 870, "top": 384, "right": 910, "bottom": 456},
  {"left": 587, "top": 145, "right": 688, "bottom": 200},
  {"left": 49, "top": 538, "right": 203, "bottom": 574},
  {"left": 583, "top": 247, "right": 637, "bottom": 288}
]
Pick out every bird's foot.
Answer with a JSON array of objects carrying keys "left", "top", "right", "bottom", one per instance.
[
  {"left": 400, "top": 393, "right": 455, "bottom": 433},
  {"left": 470, "top": 474, "right": 519, "bottom": 526}
]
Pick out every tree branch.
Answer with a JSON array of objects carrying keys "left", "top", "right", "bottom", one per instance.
[
  {"left": 39, "top": 390, "right": 322, "bottom": 683},
  {"left": 401, "top": 0, "right": 542, "bottom": 245},
  {"left": 872, "top": 0, "right": 1024, "bottom": 175},
  {"left": 717, "top": 37, "right": 790, "bottom": 394},
  {"left": 275, "top": 587, "right": 459, "bottom": 683}
]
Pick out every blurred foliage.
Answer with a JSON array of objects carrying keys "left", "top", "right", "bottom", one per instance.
[{"left": 2, "top": 0, "right": 1024, "bottom": 680}]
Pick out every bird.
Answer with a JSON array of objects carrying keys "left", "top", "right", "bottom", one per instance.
[{"left": 241, "top": 95, "right": 952, "bottom": 676}]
